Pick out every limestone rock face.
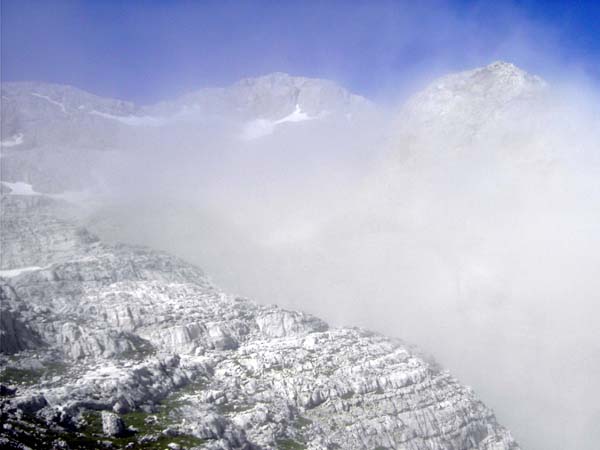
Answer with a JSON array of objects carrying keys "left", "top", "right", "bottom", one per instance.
[
  {"left": 0, "top": 194, "right": 520, "bottom": 450},
  {"left": 0, "top": 307, "right": 44, "bottom": 354},
  {"left": 0, "top": 195, "right": 96, "bottom": 269}
]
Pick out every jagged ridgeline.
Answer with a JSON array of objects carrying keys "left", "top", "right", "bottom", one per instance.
[{"left": 1, "top": 71, "right": 519, "bottom": 449}]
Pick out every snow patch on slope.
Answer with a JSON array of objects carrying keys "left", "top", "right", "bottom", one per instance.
[
  {"left": 1, "top": 181, "right": 90, "bottom": 204},
  {"left": 90, "top": 110, "right": 168, "bottom": 127},
  {"left": 0, "top": 266, "right": 43, "bottom": 278},
  {"left": 1, "top": 134, "right": 24, "bottom": 148},
  {"left": 277, "top": 104, "right": 313, "bottom": 124},
  {"left": 241, "top": 104, "right": 320, "bottom": 140},
  {"left": 1, "top": 181, "right": 41, "bottom": 196}
]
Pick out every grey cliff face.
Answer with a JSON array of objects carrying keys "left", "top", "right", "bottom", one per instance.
[{"left": 0, "top": 193, "right": 519, "bottom": 449}]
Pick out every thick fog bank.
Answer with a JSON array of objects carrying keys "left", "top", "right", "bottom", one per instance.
[{"left": 82, "top": 69, "right": 600, "bottom": 450}]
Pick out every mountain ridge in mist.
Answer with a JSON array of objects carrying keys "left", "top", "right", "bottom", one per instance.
[{"left": 2, "top": 61, "right": 599, "bottom": 450}]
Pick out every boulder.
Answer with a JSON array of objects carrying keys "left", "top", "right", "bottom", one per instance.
[{"left": 101, "top": 411, "right": 126, "bottom": 437}]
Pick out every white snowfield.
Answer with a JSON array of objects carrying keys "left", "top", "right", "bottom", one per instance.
[
  {"left": 241, "top": 104, "right": 320, "bottom": 140},
  {"left": 0, "top": 133, "right": 24, "bottom": 148},
  {"left": 1, "top": 181, "right": 42, "bottom": 196},
  {"left": 276, "top": 103, "right": 313, "bottom": 124},
  {"left": 0, "top": 266, "right": 43, "bottom": 278},
  {"left": 0, "top": 181, "right": 90, "bottom": 204}
]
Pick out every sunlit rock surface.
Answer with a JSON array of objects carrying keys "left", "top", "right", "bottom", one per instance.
[{"left": 0, "top": 194, "right": 519, "bottom": 449}]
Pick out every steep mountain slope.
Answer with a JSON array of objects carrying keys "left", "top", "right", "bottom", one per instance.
[
  {"left": 0, "top": 192, "right": 519, "bottom": 449},
  {"left": 0, "top": 74, "right": 373, "bottom": 196},
  {"left": 0, "top": 82, "right": 136, "bottom": 193},
  {"left": 1, "top": 74, "right": 369, "bottom": 147},
  {"left": 1, "top": 81, "right": 137, "bottom": 149}
]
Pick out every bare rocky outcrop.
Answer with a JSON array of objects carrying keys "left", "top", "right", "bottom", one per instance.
[
  {"left": 101, "top": 411, "right": 126, "bottom": 437},
  {"left": 0, "top": 307, "right": 44, "bottom": 354}
]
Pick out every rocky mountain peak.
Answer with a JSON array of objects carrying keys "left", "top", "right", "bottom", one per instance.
[
  {"left": 390, "top": 61, "right": 548, "bottom": 154},
  {"left": 403, "top": 61, "right": 546, "bottom": 121},
  {"left": 475, "top": 60, "right": 539, "bottom": 80}
]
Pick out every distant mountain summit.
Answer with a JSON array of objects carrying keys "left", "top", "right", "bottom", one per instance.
[
  {"left": 403, "top": 61, "right": 546, "bottom": 123},
  {"left": 1, "top": 74, "right": 372, "bottom": 192},
  {"left": 1, "top": 74, "right": 369, "bottom": 143},
  {"left": 1, "top": 63, "right": 553, "bottom": 195},
  {"left": 386, "top": 61, "right": 550, "bottom": 161},
  {"left": 151, "top": 72, "right": 370, "bottom": 121}
]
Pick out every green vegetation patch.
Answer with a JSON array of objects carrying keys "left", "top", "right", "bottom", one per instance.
[
  {"left": 80, "top": 410, "right": 206, "bottom": 449},
  {"left": 215, "top": 400, "right": 254, "bottom": 415},
  {"left": 276, "top": 438, "right": 307, "bottom": 450},
  {"left": 171, "top": 378, "right": 207, "bottom": 398},
  {"left": 116, "top": 337, "right": 156, "bottom": 361},
  {"left": 0, "top": 367, "right": 43, "bottom": 385},
  {"left": 295, "top": 416, "right": 313, "bottom": 428},
  {"left": 0, "top": 362, "right": 67, "bottom": 386}
]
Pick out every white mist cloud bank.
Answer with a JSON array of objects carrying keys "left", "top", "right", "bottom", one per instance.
[
  {"left": 5, "top": 3, "right": 598, "bottom": 446},
  {"left": 36, "top": 4, "right": 593, "bottom": 447},
  {"left": 86, "top": 69, "right": 600, "bottom": 450}
]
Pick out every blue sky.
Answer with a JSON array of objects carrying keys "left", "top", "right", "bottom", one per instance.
[{"left": 2, "top": 0, "right": 599, "bottom": 103}]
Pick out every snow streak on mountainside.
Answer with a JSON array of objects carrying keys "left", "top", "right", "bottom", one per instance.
[
  {"left": 241, "top": 104, "right": 322, "bottom": 140},
  {"left": 0, "top": 194, "right": 519, "bottom": 450}
]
